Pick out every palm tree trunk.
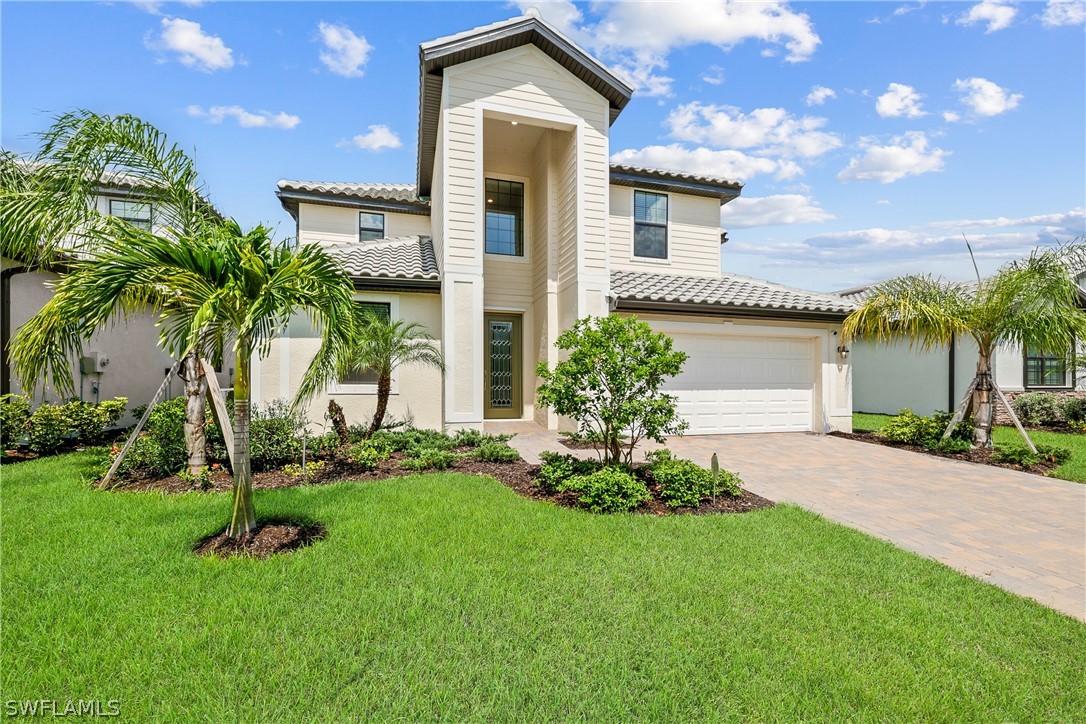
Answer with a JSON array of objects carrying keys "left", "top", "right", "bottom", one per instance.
[
  {"left": 328, "top": 399, "right": 349, "bottom": 447},
  {"left": 181, "top": 351, "right": 208, "bottom": 475},
  {"left": 367, "top": 372, "right": 391, "bottom": 438},
  {"left": 227, "top": 342, "right": 256, "bottom": 538},
  {"left": 972, "top": 351, "right": 995, "bottom": 448}
]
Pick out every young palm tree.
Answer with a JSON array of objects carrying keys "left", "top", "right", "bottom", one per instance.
[
  {"left": 337, "top": 310, "right": 444, "bottom": 437},
  {"left": 11, "top": 220, "right": 356, "bottom": 537},
  {"left": 843, "top": 243, "right": 1086, "bottom": 447},
  {"left": 1, "top": 111, "right": 223, "bottom": 470}
]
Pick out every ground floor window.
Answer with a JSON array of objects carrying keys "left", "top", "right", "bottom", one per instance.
[
  {"left": 339, "top": 302, "right": 391, "bottom": 385},
  {"left": 1025, "top": 347, "right": 1068, "bottom": 388}
]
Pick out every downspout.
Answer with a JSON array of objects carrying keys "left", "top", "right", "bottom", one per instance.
[{"left": 947, "top": 332, "right": 955, "bottom": 413}]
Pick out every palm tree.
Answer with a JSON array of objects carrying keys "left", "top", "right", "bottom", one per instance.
[
  {"left": 11, "top": 220, "right": 356, "bottom": 537},
  {"left": 843, "top": 243, "right": 1086, "bottom": 447},
  {"left": 336, "top": 310, "right": 444, "bottom": 437},
  {"left": 1, "top": 111, "right": 223, "bottom": 472}
]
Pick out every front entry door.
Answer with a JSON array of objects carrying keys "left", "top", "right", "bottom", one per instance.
[{"left": 484, "top": 313, "right": 522, "bottom": 419}]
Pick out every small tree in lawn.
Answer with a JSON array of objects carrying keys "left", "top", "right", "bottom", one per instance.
[{"left": 536, "top": 315, "right": 688, "bottom": 466}]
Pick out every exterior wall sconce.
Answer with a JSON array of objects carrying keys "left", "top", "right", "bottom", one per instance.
[{"left": 837, "top": 345, "right": 850, "bottom": 359}]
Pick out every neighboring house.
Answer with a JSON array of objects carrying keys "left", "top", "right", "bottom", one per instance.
[
  {"left": 264, "top": 13, "right": 854, "bottom": 435},
  {"left": 840, "top": 273, "right": 1086, "bottom": 417},
  {"left": 1, "top": 178, "right": 233, "bottom": 424}
]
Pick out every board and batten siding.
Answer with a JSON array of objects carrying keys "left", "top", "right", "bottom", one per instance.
[
  {"left": 296, "top": 204, "right": 431, "bottom": 246},
  {"left": 609, "top": 187, "right": 722, "bottom": 276}
]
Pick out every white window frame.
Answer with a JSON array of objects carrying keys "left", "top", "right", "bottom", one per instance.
[
  {"left": 483, "top": 172, "right": 531, "bottom": 265},
  {"left": 330, "top": 294, "right": 401, "bottom": 395},
  {"left": 630, "top": 188, "right": 671, "bottom": 264}
]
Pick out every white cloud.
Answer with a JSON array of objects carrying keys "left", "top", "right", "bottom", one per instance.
[
  {"left": 720, "top": 194, "right": 834, "bottom": 228},
  {"left": 1042, "top": 0, "right": 1085, "bottom": 26},
  {"left": 942, "top": 110, "right": 961, "bottom": 123},
  {"left": 953, "top": 77, "right": 1023, "bottom": 117},
  {"left": 701, "top": 65, "right": 725, "bottom": 85},
  {"left": 347, "top": 124, "right": 402, "bottom": 151},
  {"left": 875, "top": 83, "right": 926, "bottom": 118},
  {"left": 316, "top": 21, "right": 372, "bottom": 78},
  {"left": 186, "top": 105, "right": 300, "bottom": 129},
  {"left": 805, "top": 85, "right": 836, "bottom": 106},
  {"left": 737, "top": 207, "right": 1085, "bottom": 269},
  {"left": 877, "top": 199, "right": 893, "bottom": 205},
  {"left": 147, "top": 17, "right": 234, "bottom": 72},
  {"left": 837, "top": 132, "right": 948, "bottom": 184},
  {"left": 957, "top": 0, "right": 1017, "bottom": 32},
  {"left": 666, "top": 102, "right": 842, "bottom": 158},
  {"left": 611, "top": 144, "right": 802, "bottom": 182},
  {"left": 511, "top": 0, "right": 820, "bottom": 96}
]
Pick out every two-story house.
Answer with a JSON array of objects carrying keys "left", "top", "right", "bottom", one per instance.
[{"left": 264, "top": 13, "right": 853, "bottom": 435}]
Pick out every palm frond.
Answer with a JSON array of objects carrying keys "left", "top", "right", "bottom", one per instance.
[{"left": 842, "top": 274, "right": 973, "bottom": 349}]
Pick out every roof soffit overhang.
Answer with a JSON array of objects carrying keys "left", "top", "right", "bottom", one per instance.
[{"left": 416, "top": 15, "right": 634, "bottom": 197}]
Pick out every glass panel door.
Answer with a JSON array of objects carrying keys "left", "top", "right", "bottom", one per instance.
[{"left": 484, "top": 313, "right": 521, "bottom": 419}]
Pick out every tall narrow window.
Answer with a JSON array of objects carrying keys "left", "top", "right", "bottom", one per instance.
[
  {"left": 340, "top": 302, "right": 391, "bottom": 385},
  {"left": 633, "top": 190, "right": 668, "bottom": 259},
  {"left": 359, "top": 212, "right": 385, "bottom": 241},
  {"left": 485, "top": 178, "right": 524, "bottom": 256},
  {"left": 109, "top": 199, "right": 152, "bottom": 231},
  {"left": 1025, "top": 348, "right": 1068, "bottom": 387}
]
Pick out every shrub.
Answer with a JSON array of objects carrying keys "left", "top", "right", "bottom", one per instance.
[
  {"left": 305, "top": 431, "right": 341, "bottom": 458},
  {"left": 374, "top": 428, "right": 456, "bottom": 452},
  {"left": 570, "top": 466, "right": 650, "bottom": 513},
  {"left": 650, "top": 454, "right": 741, "bottom": 507},
  {"left": 1060, "top": 396, "right": 1086, "bottom": 424},
  {"left": 248, "top": 400, "right": 304, "bottom": 471},
  {"left": 116, "top": 397, "right": 188, "bottom": 477},
  {"left": 177, "top": 466, "right": 216, "bottom": 490},
  {"left": 65, "top": 398, "right": 127, "bottom": 445},
  {"left": 1037, "top": 444, "right": 1073, "bottom": 465},
  {"left": 26, "top": 403, "right": 70, "bottom": 454},
  {"left": 992, "top": 443, "right": 1069, "bottom": 467},
  {"left": 401, "top": 447, "right": 458, "bottom": 471},
  {"left": 472, "top": 441, "right": 520, "bottom": 463},
  {"left": 0, "top": 394, "right": 31, "bottom": 448},
  {"left": 536, "top": 451, "right": 602, "bottom": 492},
  {"left": 452, "top": 428, "right": 512, "bottom": 448},
  {"left": 930, "top": 410, "right": 974, "bottom": 442},
  {"left": 347, "top": 439, "right": 392, "bottom": 469},
  {"left": 881, "top": 409, "right": 971, "bottom": 447},
  {"left": 536, "top": 315, "right": 688, "bottom": 466},
  {"left": 1012, "top": 392, "right": 1063, "bottom": 427},
  {"left": 282, "top": 460, "right": 325, "bottom": 478}
]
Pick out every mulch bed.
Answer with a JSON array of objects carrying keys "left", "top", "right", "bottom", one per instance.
[
  {"left": 112, "top": 447, "right": 770, "bottom": 516},
  {"left": 193, "top": 521, "right": 326, "bottom": 559},
  {"left": 831, "top": 431, "right": 1062, "bottom": 476}
]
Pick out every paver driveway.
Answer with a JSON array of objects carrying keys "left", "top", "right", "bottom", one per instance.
[{"left": 501, "top": 425, "right": 1086, "bottom": 621}]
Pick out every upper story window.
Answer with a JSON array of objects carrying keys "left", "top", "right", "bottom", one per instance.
[
  {"left": 633, "top": 190, "right": 668, "bottom": 259},
  {"left": 485, "top": 178, "right": 524, "bottom": 256},
  {"left": 109, "top": 199, "right": 152, "bottom": 231},
  {"left": 1025, "top": 348, "right": 1069, "bottom": 388},
  {"left": 359, "top": 212, "right": 386, "bottom": 241},
  {"left": 340, "top": 302, "right": 391, "bottom": 385}
]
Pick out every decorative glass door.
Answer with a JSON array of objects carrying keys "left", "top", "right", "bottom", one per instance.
[{"left": 484, "top": 313, "right": 521, "bottom": 419}]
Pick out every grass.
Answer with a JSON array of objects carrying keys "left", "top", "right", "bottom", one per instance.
[
  {"left": 853, "top": 412, "right": 1086, "bottom": 482},
  {"left": 3, "top": 453, "right": 1085, "bottom": 720}
]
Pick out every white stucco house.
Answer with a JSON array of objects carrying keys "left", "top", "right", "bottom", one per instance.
[
  {"left": 840, "top": 274, "right": 1086, "bottom": 417},
  {"left": 260, "top": 14, "right": 854, "bottom": 436}
]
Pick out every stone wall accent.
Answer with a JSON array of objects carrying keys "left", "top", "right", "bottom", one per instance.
[{"left": 994, "top": 389, "right": 1086, "bottom": 425}]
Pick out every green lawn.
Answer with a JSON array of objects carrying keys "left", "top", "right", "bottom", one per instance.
[
  {"left": 3, "top": 453, "right": 1084, "bottom": 720},
  {"left": 853, "top": 412, "right": 1086, "bottom": 483}
]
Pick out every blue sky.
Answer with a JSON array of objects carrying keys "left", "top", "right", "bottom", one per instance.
[{"left": 3, "top": 1, "right": 1084, "bottom": 291}]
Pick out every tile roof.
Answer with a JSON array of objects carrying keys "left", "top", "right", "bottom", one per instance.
[
  {"left": 609, "top": 164, "right": 742, "bottom": 192},
  {"left": 277, "top": 180, "right": 422, "bottom": 205},
  {"left": 324, "top": 235, "right": 439, "bottom": 282},
  {"left": 611, "top": 270, "right": 855, "bottom": 317}
]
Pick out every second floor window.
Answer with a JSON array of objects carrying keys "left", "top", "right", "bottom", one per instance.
[
  {"left": 340, "top": 302, "right": 391, "bottom": 385},
  {"left": 109, "top": 199, "right": 152, "bottom": 231},
  {"left": 634, "top": 190, "right": 668, "bottom": 259},
  {"left": 485, "top": 178, "right": 524, "bottom": 256},
  {"left": 359, "top": 212, "right": 385, "bottom": 241},
  {"left": 1025, "top": 348, "right": 1068, "bottom": 388}
]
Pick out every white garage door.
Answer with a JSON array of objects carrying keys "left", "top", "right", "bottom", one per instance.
[{"left": 663, "top": 332, "right": 815, "bottom": 434}]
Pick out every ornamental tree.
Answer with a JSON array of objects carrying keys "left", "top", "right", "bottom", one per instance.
[{"left": 536, "top": 315, "right": 688, "bottom": 466}]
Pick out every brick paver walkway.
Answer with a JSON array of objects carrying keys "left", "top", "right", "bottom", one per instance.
[{"left": 493, "top": 423, "right": 1086, "bottom": 621}]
